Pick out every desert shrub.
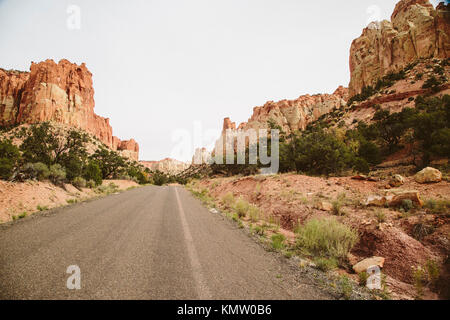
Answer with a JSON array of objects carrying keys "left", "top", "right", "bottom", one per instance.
[
  {"left": 295, "top": 218, "right": 358, "bottom": 261},
  {"left": 0, "top": 139, "right": 21, "bottom": 179},
  {"left": 86, "top": 179, "right": 96, "bottom": 189},
  {"left": 314, "top": 257, "right": 338, "bottom": 272},
  {"left": 248, "top": 205, "right": 260, "bottom": 222},
  {"left": 358, "top": 271, "right": 369, "bottom": 286},
  {"left": 271, "top": 234, "right": 286, "bottom": 250},
  {"left": 358, "top": 140, "right": 381, "bottom": 165},
  {"left": 412, "top": 222, "right": 434, "bottom": 241},
  {"left": 375, "top": 209, "right": 386, "bottom": 223},
  {"left": 413, "top": 267, "right": 427, "bottom": 299},
  {"left": 95, "top": 182, "right": 119, "bottom": 195},
  {"left": 221, "top": 192, "right": 235, "bottom": 209},
  {"left": 234, "top": 198, "right": 249, "bottom": 218},
  {"left": 339, "top": 275, "right": 353, "bottom": 300},
  {"left": 331, "top": 200, "right": 344, "bottom": 216},
  {"left": 21, "top": 162, "right": 50, "bottom": 181},
  {"left": 402, "top": 199, "right": 414, "bottom": 212},
  {"left": 422, "top": 75, "right": 445, "bottom": 93},
  {"left": 353, "top": 157, "right": 370, "bottom": 175},
  {"left": 83, "top": 161, "right": 102, "bottom": 186},
  {"left": 37, "top": 205, "right": 49, "bottom": 211},
  {"left": 72, "top": 176, "right": 87, "bottom": 189},
  {"left": 253, "top": 225, "right": 265, "bottom": 236},
  {"left": 151, "top": 170, "right": 169, "bottom": 186},
  {"left": 424, "top": 199, "right": 450, "bottom": 215},
  {"left": 48, "top": 164, "right": 66, "bottom": 185},
  {"left": 426, "top": 260, "right": 440, "bottom": 285}
]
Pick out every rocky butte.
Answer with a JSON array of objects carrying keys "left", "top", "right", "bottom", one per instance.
[
  {"left": 0, "top": 59, "right": 139, "bottom": 160},
  {"left": 349, "top": 0, "right": 449, "bottom": 96},
  {"left": 216, "top": 86, "right": 348, "bottom": 144},
  {"left": 214, "top": 0, "right": 449, "bottom": 146}
]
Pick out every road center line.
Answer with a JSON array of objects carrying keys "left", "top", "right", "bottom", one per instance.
[{"left": 174, "top": 187, "right": 212, "bottom": 299}]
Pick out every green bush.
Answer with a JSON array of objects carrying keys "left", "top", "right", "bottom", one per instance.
[
  {"left": 0, "top": 139, "right": 20, "bottom": 179},
  {"left": 353, "top": 157, "right": 370, "bottom": 175},
  {"left": 21, "top": 162, "right": 50, "bottom": 181},
  {"left": 271, "top": 233, "right": 286, "bottom": 250},
  {"left": 295, "top": 218, "right": 358, "bottom": 261},
  {"left": 151, "top": 170, "right": 169, "bottom": 186},
  {"left": 48, "top": 164, "right": 66, "bottom": 185},
  {"left": 402, "top": 199, "right": 414, "bottom": 212},
  {"left": 314, "top": 257, "right": 338, "bottom": 272},
  {"left": 234, "top": 198, "right": 249, "bottom": 218},
  {"left": 292, "top": 130, "right": 353, "bottom": 176},
  {"left": 86, "top": 179, "right": 96, "bottom": 188},
  {"left": 358, "top": 140, "right": 381, "bottom": 165},
  {"left": 72, "top": 176, "right": 87, "bottom": 189},
  {"left": 83, "top": 161, "right": 103, "bottom": 186},
  {"left": 221, "top": 192, "right": 235, "bottom": 209}
]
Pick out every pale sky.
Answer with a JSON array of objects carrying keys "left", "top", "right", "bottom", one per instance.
[{"left": 0, "top": 0, "right": 442, "bottom": 161}]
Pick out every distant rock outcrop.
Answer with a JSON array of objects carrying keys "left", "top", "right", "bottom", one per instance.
[
  {"left": 221, "top": 86, "right": 348, "bottom": 137},
  {"left": 140, "top": 158, "right": 190, "bottom": 175},
  {"left": 0, "top": 59, "right": 139, "bottom": 160},
  {"left": 349, "top": 0, "right": 449, "bottom": 96}
]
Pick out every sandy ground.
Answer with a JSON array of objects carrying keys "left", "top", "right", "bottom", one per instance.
[
  {"left": 0, "top": 179, "right": 139, "bottom": 223},
  {"left": 192, "top": 172, "right": 450, "bottom": 300}
]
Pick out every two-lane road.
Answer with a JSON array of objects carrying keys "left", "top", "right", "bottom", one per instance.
[{"left": 0, "top": 186, "right": 332, "bottom": 299}]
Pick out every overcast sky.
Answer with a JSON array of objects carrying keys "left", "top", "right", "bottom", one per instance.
[{"left": 0, "top": 0, "right": 442, "bottom": 161}]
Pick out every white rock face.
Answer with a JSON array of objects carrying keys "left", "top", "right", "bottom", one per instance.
[{"left": 140, "top": 158, "right": 190, "bottom": 175}]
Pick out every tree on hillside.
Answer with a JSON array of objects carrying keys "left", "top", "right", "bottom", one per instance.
[{"left": 0, "top": 139, "right": 21, "bottom": 179}]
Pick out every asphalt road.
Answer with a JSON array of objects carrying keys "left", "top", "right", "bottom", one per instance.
[{"left": 0, "top": 186, "right": 333, "bottom": 300}]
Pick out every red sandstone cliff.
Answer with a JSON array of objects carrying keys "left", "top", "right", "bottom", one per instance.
[
  {"left": 0, "top": 59, "right": 139, "bottom": 160},
  {"left": 349, "top": 0, "right": 449, "bottom": 96}
]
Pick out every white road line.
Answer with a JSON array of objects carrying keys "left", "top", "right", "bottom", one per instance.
[{"left": 174, "top": 187, "right": 212, "bottom": 299}]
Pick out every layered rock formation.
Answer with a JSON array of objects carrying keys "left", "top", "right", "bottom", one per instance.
[
  {"left": 349, "top": 0, "right": 449, "bottom": 96},
  {"left": 140, "top": 158, "right": 190, "bottom": 174},
  {"left": 221, "top": 86, "right": 348, "bottom": 136},
  {"left": 0, "top": 59, "right": 139, "bottom": 160}
]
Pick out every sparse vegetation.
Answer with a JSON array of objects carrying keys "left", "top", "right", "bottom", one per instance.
[
  {"left": 338, "top": 275, "right": 353, "bottom": 300},
  {"left": 424, "top": 199, "right": 450, "bottom": 215},
  {"left": 314, "top": 257, "right": 338, "bottom": 272},
  {"left": 358, "top": 271, "right": 369, "bottom": 286},
  {"left": 72, "top": 176, "right": 87, "bottom": 189},
  {"left": 271, "top": 233, "right": 286, "bottom": 250},
  {"left": 37, "top": 205, "right": 48, "bottom": 211},
  {"left": 295, "top": 217, "right": 358, "bottom": 262},
  {"left": 375, "top": 209, "right": 386, "bottom": 223},
  {"left": 234, "top": 198, "right": 249, "bottom": 218},
  {"left": 221, "top": 192, "right": 235, "bottom": 209}
]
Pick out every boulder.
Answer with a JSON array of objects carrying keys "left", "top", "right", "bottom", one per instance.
[
  {"left": 316, "top": 201, "right": 333, "bottom": 212},
  {"left": 387, "top": 190, "right": 424, "bottom": 207},
  {"left": 353, "top": 257, "right": 385, "bottom": 274},
  {"left": 389, "top": 174, "right": 406, "bottom": 187},
  {"left": 352, "top": 175, "right": 368, "bottom": 181},
  {"left": 365, "top": 190, "right": 423, "bottom": 207},
  {"left": 414, "top": 167, "right": 442, "bottom": 184},
  {"left": 364, "top": 195, "right": 388, "bottom": 207}
]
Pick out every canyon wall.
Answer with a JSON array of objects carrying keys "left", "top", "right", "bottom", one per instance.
[
  {"left": 221, "top": 86, "right": 348, "bottom": 137},
  {"left": 140, "top": 158, "right": 190, "bottom": 174},
  {"left": 0, "top": 59, "right": 139, "bottom": 160},
  {"left": 349, "top": 0, "right": 449, "bottom": 96}
]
